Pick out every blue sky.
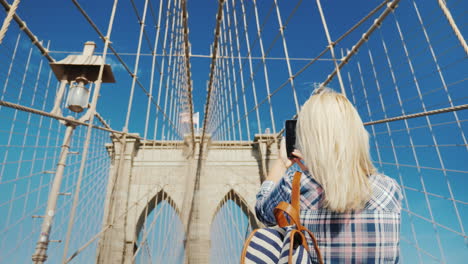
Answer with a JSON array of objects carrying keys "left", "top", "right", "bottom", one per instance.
[{"left": 0, "top": 0, "right": 467, "bottom": 263}]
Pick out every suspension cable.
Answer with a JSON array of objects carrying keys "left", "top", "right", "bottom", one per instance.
[
  {"left": 182, "top": 0, "right": 196, "bottom": 147},
  {"left": 0, "top": 0, "right": 54, "bottom": 62},
  {"left": 0, "top": 0, "right": 21, "bottom": 45},
  {"left": 71, "top": 0, "right": 182, "bottom": 138},
  {"left": 186, "top": 0, "right": 226, "bottom": 252}
]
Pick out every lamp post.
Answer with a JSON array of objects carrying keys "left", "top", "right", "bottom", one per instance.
[{"left": 31, "top": 41, "right": 115, "bottom": 264}]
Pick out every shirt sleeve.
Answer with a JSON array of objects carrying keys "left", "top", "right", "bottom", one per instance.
[
  {"left": 255, "top": 165, "right": 324, "bottom": 226},
  {"left": 390, "top": 177, "right": 404, "bottom": 213},
  {"left": 363, "top": 174, "right": 404, "bottom": 213},
  {"left": 255, "top": 168, "right": 295, "bottom": 226}
]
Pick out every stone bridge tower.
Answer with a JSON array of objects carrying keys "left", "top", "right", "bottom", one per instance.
[{"left": 96, "top": 134, "right": 278, "bottom": 263}]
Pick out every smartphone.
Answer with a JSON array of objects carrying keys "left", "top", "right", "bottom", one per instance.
[{"left": 285, "top": 120, "right": 297, "bottom": 159}]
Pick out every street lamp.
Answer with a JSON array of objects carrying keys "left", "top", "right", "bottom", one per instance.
[
  {"left": 49, "top": 41, "right": 115, "bottom": 117},
  {"left": 32, "top": 41, "right": 115, "bottom": 264}
]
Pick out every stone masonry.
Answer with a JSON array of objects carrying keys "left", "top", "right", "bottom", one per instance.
[{"left": 96, "top": 134, "right": 279, "bottom": 263}]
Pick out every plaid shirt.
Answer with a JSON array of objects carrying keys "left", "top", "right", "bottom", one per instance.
[{"left": 255, "top": 166, "right": 402, "bottom": 263}]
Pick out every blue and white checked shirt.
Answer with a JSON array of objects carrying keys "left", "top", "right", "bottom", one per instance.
[{"left": 255, "top": 166, "right": 403, "bottom": 263}]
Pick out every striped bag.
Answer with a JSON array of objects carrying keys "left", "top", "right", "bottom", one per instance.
[{"left": 240, "top": 172, "right": 323, "bottom": 264}]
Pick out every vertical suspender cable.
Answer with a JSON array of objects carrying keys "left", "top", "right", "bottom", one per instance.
[
  {"left": 61, "top": 0, "right": 120, "bottom": 261},
  {"left": 0, "top": 37, "right": 29, "bottom": 180},
  {"left": 219, "top": 24, "right": 237, "bottom": 140},
  {"left": 154, "top": 0, "right": 173, "bottom": 140},
  {"left": 173, "top": 56, "right": 185, "bottom": 140},
  {"left": 167, "top": 19, "right": 182, "bottom": 140},
  {"left": 212, "top": 64, "right": 223, "bottom": 139},
  {"left": 239, "top": 0, "right": 262, "bottom": 134},
  {"left": 123, "top": 0, "right": 150, "bottom": 132},
  {"left": 225, "top": 194, "right": 235, "bottom": 262},
  {"left": 354, "top": 59, "right": 423, "bottom": 263},
  {"left": 70, "top": 0, "right": 180, "bottom": 137},
  {"left": 272, "top": 0, "right": 300, "bottom": 113},
  {"left": 217, "top": 43, "right": 232, "bottom": 140},
  {"left": 170, "top": 32, "right": 185, "bottom": 140},
  {"left": 200, "top": 0, "right": 225, "bottom": 145},
  {"left": 181, "top": 0, "right": 196, "bottom": 146},
  {"left": 412, "top": 1, "right": 468, "bottom": 151},
  {"left": 220, "top": 17, "right": 235, "bottom": 140},
  {"left": 230, "top": 0, "right": 251, "bottom": 139},
  {"left": 161, "top": 0, "right": 180, "bottom": 139},
  {"left": 376, "top": 32, "right": 425, "bottom": 264},
  {"left": 1, "top": 47, "right": 33, "bottom": 245},
  {"left": 399, "top": 1, "right": 466, "bottom": 250},
  {"left": 225, "top": 0, "right": 244, "bottom": 141},
  {"left": 0, "top": 32, "right": 20, "bottom": 137},
  {"left": 218, "top": 56, "right": 232, "bottom": 140},
  {"left": 15, "top": 50, "right": 45, "bottom": 254},
  {"left": 209, "top": 66, "right": 220, "bottom": 138},
  {"left": 222, "top": 13, "right": 242, "bottom": 140},
  {"left": 120, "top": 0, "right": 150, "bottom": 259},
  {"left": 185, "top": 0, "right": 225, "bottom": 256},
  {"left": 165, "top": 3, "right": 183, "bottom": 139},
  {"left": 319, "top": 0, "right": 400, "bottom": 90},
  {"left": 167, "top": 15, "right": 180, "bottom": 140},
  {"left": 252, "top": 0, "right": 277, "bottom": 134},
  {"left": 0, "top": 34, "right": 20, "bottom": 100},
  {"left": 368, "top": 45, "right": 447, "bottom": 262},
  {"left": 144, "top": 0, "right": 164, "bottom": 139},
  {"left": 314, "top": 0, "right": 346, "bottom": 95}
]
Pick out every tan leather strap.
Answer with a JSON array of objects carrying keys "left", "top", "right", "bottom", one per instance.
[
  {"left": 276, "top": 171, "right": 324, "bottom": 264},
  {"left": 288, "top": 229, "right": 310, "bottom": 263},
  {"left": 291, "top": 171, "right": 302, "bottom": 212},
  {"left": 240, "top": 228, "right": 260, "bottom": 264},
  {"left": 241, "top": 170, "right": 323, "bottom": 264},
  {"left": 275, "top": 172, "right": 302, "bottom": 228},
  {"left": 274, "top": 206, "right": 290, "bottom": 227},
  {"left": 301, "top": 228, "right": 324, "bottom": 264},
  {"left": 274, "top": 202, "right": 301, "bottom": 228}
]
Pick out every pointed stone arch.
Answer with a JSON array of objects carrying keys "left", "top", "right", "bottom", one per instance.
[
  {"left": 99, "top": 134, "right": 277, "bottom": 263},
  {"left": 134, "top": 189, "right": 183, "bottom": 254},
  {"left": 212, "top": 189, "right": 259, "bottom": 230}
]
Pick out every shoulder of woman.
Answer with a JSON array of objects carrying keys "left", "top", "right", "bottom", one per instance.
[{"left": 367, "top": 174, "right": 403, "bottom": 212}]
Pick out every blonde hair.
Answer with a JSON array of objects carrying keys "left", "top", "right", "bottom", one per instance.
[{"left": 296, "top": 88, "right": 375, "bottom": 212}]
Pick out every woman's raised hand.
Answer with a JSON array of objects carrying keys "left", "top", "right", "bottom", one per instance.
[
  {"left": 279, "top": 137, "right": 308, "bottom": 171},
  {"left": 279, "top": 137, "right": 293, "bottom": 168}
]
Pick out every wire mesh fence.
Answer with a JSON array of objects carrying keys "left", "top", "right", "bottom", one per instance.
[
  {"left": 0, "top": 0, "right": 467, "bottom": 263},
  {"left": 0, "top": 25, "right": 112, "bottom": 263}
]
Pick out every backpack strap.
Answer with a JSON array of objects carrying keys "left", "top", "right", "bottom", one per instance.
[
  {"left": 240, "top": 228, "right": 260, "bottom": 264},
  {"left": 290, "top": 171, "right": 302, "bottom": 212},
  {"left": 302, "top": 228, "right": 324, "bottom": 264},
  {"left": 274, "top": 171, "right": 324, "bottom": 264},
  {"left": 274, "top": 171, "right": 303, "bottom": 228},
  {"left": 274, "top": 202, "right": 301, "bottom": 228}
]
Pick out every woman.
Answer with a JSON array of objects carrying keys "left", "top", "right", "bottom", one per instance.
[{"left": 255, "top": 88, "right": 402, "bottom": 263}]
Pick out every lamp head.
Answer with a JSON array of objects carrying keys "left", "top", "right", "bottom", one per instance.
[
  {"left": 49, "top": 41, "right": 115, "bottom": 83},
  {"left": 67, "top": 76, "right": 90, "bottom": 113}
]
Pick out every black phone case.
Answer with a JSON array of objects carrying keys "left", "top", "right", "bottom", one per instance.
[{"left": 285, "top": 120, "right": 297, "bottom": 159}]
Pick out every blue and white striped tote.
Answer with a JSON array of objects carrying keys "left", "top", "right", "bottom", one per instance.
[
  {"left": 241, "top": 172, "right": 323, "bottom": 264},
  {"left": 240, "top": 172, "right": 323, "bottom": 264},
  {"left": 240, "top": 225, "right": 317, "bottom": 264}
]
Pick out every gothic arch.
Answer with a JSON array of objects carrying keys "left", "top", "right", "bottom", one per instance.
[
  {"left": 212, "top": 189, "right": 259, "bottom": 230},
  {"left": 134, "top": 189, "right": 182, "bottom": 254}
]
